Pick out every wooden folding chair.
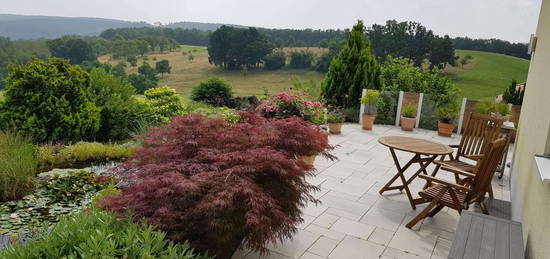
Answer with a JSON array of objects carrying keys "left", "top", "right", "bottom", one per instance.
[
  {"left": 430, "top": 113, "right": 503, "bottom": 196},
  {"left": 406, "top": 138, "right": 507, "bottom": 229}
]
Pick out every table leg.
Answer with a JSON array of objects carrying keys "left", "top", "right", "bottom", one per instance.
[
  {"left": 379, "top": 149, "right": 416, "bottom": 193},
  {"left": 379, "top": 148, "right": 419, "bottom": 209},
  {"left": 406, "top": 155, "right": 438, "bottom": 185}
]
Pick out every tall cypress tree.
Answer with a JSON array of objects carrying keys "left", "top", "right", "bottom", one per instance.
[{"left": 321, "top": 20, "right": 381, "bottom": 108}]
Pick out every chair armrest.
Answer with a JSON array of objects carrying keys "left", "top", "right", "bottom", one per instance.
[
  {"left": 464, "top": 154, "right": 484, "bottom": 161},
  {"left": 441, "top": 166, "right": 476, "bottom": 178},
  {"left": 449, "top": 144, "right": 460, "bottom": 148},
  {"left": 419, "top": 175, "right": 471, "bottom": 192}
]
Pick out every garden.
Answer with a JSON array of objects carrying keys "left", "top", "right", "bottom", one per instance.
[
  {"left": 0, "top": 20, "right": 523, "bottom": 259},
  {"left": 0, "top": 55, "right": 337, "bottom": 258}
]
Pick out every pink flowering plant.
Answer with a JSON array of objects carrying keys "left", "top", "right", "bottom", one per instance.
[{"left": 257, "top": 91, "right": 324, "bottom": 124}]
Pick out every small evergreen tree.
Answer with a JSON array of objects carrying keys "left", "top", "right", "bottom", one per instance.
[
  {"left": 321, "top": 20, "right": 381, "bottom": 108},
  {"left": 502, "top": 79, "right": 525, "bottom": 105},
  {"left": 0, "top": 58, "right": 100, "bottom": 143}
]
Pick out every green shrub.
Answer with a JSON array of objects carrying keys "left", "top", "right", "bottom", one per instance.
[
  {"left": 0, "top": 58, "right": 100, "bottom": 143},
  {"left": 264, "top": 51, "right": 286, "bottom": 70},
  {"left": 144, "top": 86, "right": 186, "bottom": 125},
  {"left": 0, "top": 210, "right": 209, "bottom": 259},
  {"left": 89, "top": 68, "right": 151, "bottom": 142},
  {"left": 401, "top": 105, "right": 417, "bottom": 118},
  {"left": 38, "top": 142, "right": 134, "bottom": 171},
  {"left": 380, "top": 56, "right": 459, "bottom": 106},
  {"left": 191, "top": 77, "right": 233, "bottom": 106},
  {"left": 0, "top": 131, "right": 37, "bottom": 201}
]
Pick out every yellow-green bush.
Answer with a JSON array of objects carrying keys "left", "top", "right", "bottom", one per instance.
[{"left": 38, "top": 142, "right": 135, "bottom": 171}]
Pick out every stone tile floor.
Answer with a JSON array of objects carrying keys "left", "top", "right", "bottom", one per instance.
[{"left": 232, "top": 124, "right": 513, "bottom": 259}]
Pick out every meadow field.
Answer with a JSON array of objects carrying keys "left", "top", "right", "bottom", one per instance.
[
  {"left": 99, "top": 46, "right": 326, "bottom": 97},
  {"left": 445, "top": 49, "right": 530, "bottom": 100},
  {"left": 98, "top": 46, "right": 530, "bottom": 100}
]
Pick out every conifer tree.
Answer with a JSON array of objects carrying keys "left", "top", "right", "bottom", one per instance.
[{"left": 321, "top": 20, "right": 382, "bottom": 108}]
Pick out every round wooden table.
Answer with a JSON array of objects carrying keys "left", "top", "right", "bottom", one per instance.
[{"left": 378, "top": 136, "right": 453, "bottom": 209}]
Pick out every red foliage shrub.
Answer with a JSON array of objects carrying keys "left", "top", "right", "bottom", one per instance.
[{"left": 98, "top": 112, "right": 334, "bottom": 258}]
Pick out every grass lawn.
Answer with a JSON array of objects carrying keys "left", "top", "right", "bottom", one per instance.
[
  {"left": 99, "top": 45, "right": 325, "bottom": 97},
  {"left": 98, "top": 46, "right": 529, "bottom": 101},
  {"left": 445, "top": 50, "right": 530, "bottom": 100},
  {"left": 180, "top": 45, "right": 207, "bottom": 53}
]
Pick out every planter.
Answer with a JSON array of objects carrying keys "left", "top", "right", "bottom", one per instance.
[
  {"left": 400, "top": 116, "right": 416, "bottom": 131},
  {"left": 437, "top": 122, "right": 455, "bottom": 137},
  {"left": 328, "top": 123, "right": 343, "bottom": 134},
  {"left": 362, "top": 114, "right": 376, "bottom": 130},
  {"left": 299, "top": 155, "right": 317, "bottom": 167}
]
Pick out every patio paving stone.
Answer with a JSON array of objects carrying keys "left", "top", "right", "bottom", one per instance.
[
  {"left": 328, "top": 236, "right": 385, "bottom": 259},
  {"left": 234, "top": 124, "right": 513, "bottom": 259},
  {"left": 329, "top": 217, "right": 375, "bottom": 239}
]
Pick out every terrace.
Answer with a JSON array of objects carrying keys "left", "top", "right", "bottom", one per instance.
[{"left": 232, "top": 124, "right": 512, "bottom": 259}]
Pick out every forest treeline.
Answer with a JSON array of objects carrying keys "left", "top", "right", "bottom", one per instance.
[
  {"left": 100, "top": 23, "right": 530, "bottom": 60},
  {"left": 452, "top": 37, "right": 530, "bottom": 59}
]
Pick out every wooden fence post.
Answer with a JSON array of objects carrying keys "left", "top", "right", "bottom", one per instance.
[
  {"left": 395, "top": 91, "right": 404, "bottom": 127},
  {"left": 457, "top": 98, "right": 468, "bottom": 134},
  {"left": 359, "top": 89, "right": 366, "bottom": 124},
  {"left": 415, "top": 93, "right": 424, "bottom": 128}
]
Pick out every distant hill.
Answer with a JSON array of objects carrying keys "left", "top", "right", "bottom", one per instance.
[
  {"left": 0, "top": 14, "right": 151, "bottom": 39},
  {"left": 165, "top": 21, "right": 248, "bottom": 31},
  {"left": 445, "top": 50, "right": 530, "bottom": 100}
]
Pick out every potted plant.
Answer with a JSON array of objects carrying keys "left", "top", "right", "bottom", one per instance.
[
  {"left": 400, "top": 105, "right": 417, "bottom": 131},
  {"left": 436, "top": 102, "right": 460, "bottom": 137},
  {"left": 360, "top": 90, "right": 381, "bottom": 130},
  {"left": 327, "top": 109, "right": 345, "bottom": 134},
  {"left": 476, "top": 100, "right": 511, "bottom": 120}
]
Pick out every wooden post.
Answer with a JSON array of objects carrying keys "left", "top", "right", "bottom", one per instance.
[
  {"left": 457, "top": 98, "right": 467, "bottom": 135},
  {"left": 359, "top": 89, "right": 366, "bottom": 124},
  {"left": 415, "top": 93, "right": 424, "bottom": 128},
  {"left": 395, "top": 91, "right": 404, "bottom": 127}
]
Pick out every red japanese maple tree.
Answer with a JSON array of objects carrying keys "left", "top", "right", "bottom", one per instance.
[{"left": 98, "top": 112, "right": 334, "bottom": 258}]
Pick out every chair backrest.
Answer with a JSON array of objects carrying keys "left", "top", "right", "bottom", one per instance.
[
  {"left": 457, "top": 113, "right": 503, "bottom": 159},
  {"left": 466, "top": 138, "right": 507, "bottom": 202}
]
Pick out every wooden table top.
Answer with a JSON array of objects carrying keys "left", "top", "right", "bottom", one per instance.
[{"left": 378, "top": 136, "right": 453, "bottom": 155}]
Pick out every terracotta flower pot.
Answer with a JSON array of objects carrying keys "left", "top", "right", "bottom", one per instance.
[
  {"left": 400, "top": 116, "right": 416, "bottom": 131},
  {"left": 299, "top": 155, "right": 317, "bottom": 167},
  {"left": 437, "top": 122, "right": 455, "bottom": 137},
  {"left": 362, "top": 114, "right": 376, "bottom": 130},
  {"left": 328, "top": 123, "right": 343, "bottom": 134}
]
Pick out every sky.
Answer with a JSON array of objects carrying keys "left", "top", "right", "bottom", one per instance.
[{"left": 1, "top": 0, "right": 543, "bottom": 43}]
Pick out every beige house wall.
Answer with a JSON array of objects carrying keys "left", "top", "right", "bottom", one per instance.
[{"left": 510, "top": 0, "right": 550, "bottom": 258}]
